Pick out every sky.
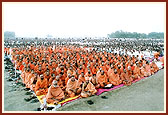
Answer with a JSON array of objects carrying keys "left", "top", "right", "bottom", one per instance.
[{"left": 3, "top": 2, "right": 165, "bottom": 38}]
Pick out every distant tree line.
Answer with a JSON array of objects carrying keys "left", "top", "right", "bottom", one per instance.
[{"left": 107, "top": 30, "right": 164, "bottom": 39}]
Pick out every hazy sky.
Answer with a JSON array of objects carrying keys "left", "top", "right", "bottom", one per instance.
[{"left": 3, "top": 2, "right": 165, "bottom": 38}]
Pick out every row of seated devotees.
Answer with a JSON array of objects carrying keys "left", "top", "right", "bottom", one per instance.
[
  {"left": 8, "top": 47, "right": 161, "bottom": 105},
  {"left": 19, "top": 59, "right": 159, "bottom": 105}
]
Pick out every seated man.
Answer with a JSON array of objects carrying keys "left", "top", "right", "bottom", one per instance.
[
  {"left": 36, "top": 65, "right": 44, "bottom": 75},
  {"left": 154, "top": 52, "right": 160, "bottom": 61},
  {"left": 77, "top": 72, "right": 85, "bottom": 88},
  {"left": 140, "top": 64, "right": 149, "bottom": 77},
  {"left": 59, "top": 69, "right": 66, "bottom": 82},
  {"left": 127, "top": 66, "right": 135, "bottom": 81},
  {"left": 96, "top": 70, "right": 108, "bottom": 88},
  {"left": 65, "top": 73, "right": 71, "bottom": 85},
  {"left": 120, "top": 69, "right": 132, "bottom": 86},
  {"left": 67, "top": 66, "right": 77, "bottom": 79},
  {"left": 84, "top": 69, "right": 92, "bottom": 78},
  {"left": 26, "top": 69, "right": 35, "bottom": 88},
  {"left": 24, "top": 67, "right": 31, "bottom": 87},
  {"left": 35, "top": 74, "right": 48, "bottom": 96},
  {"left": 21, "top": 67, "right": 27, "bottom": 84},
  {"left": 133, "top": 63, "right": 141, "bottom": 79},
  {"left": 66, "top": 76, "right": 81, "bottom": 97},
  {"left": 107, "top": 64, "right": 114, "bottom": 78},
  {"left": 150, "top": 66, "right": 155, "bottom": 75},
  {"left": 145, "top": 61, "right": 152, "bottom": 76},
  {"left": 150, "top": 61, "right": 159, "bottom": 72},
  {"left": 30, "top": 72, "right": 38, "bottom": 91},
  {"left": 55, "top": 75, "right": 65, "bottom": 90},
  {"left": 48, "top": 73, "right": 56, "bottom": 87},
  {"left": 90, "top": 74, "right": 97, "bottom": 86},
  {"left": 81, "top": 77, "right": 97, "bottom": 98},
  {"left": 43, "top": 69, "right": 51, "bottom": 81},
  {"left": 46, "top": 80, "right": 65, "bottom": 104},
  {"left": 51, "top": 67, "right": 57, "bottom": 76},
  {"left": 108, "top": 69, "right": 122, "bottom": 86}
]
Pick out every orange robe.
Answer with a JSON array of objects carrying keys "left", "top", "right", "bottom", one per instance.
[
  {"left": 56, "top": 67, "right": 61, "bottom": 75},
  {"left": 65, "top": 77, "right": 70, "bottom": 86},
  {"left": 77, "top": 75, "right": 85, "bottom": 87},
  {"left": 51, "top": 69, "right": 57, "bottom": 75},
  {"left": 24, "top": 72, "right": 31, "bottom": 85},
  {"left": 108, "top": 72, "right": 122, "bottom": 86},
  {"left": 35, "top": 78, "right": 48, "bottom": 96},
  {"left": 21, "top": 71, "right": 26, "bottom": 84},
  {"left": 19, "top": 65, "right": 24, "bottom": 71},
  {"left": 77, "top": 68, "right": 84, "bottom": 75},
  {"left": 46, "top": 85, "right": 65, "bottom": 104},
  {"left": 48, "top": 77, "right": 56, "bottom": 86},
  {"left": 26, "top": 73, "right": 34, "bottom": 88},
  {"left": 107, "top": 68, "right": 114, "bottom": 79},
  {"left": 91, "top": 67, "right": 97, "bottom": 75},
  {"left": 151, "top": 62, "right": 159, "bottom": 72},
  {"left": 145, "top": 64, "right": 151, "bottom": 76},
  {"left": 140, "top": 67, "right": 148, "bottom": 77},
  {"left": 96, "top": 74, "right": 108, "bottom": 87},
  {"left": 81, "top": 81, "right": 97, "bottom": 98},
  {"left": 84, "top": 72, "right": 92, "bottom": 78},
  {"left": 160, "top": 56, "right": 164, "bottom": 65},
  {"left": 66, "top": 78, "right": 81, "bottom": 97},
  {"left": 30, "top": 76, "right": 37, "bottom": 91},
  {"left": 133, "top": 66, "right": 141, "bottom": 79},
  {"left": 120, "top": 72, "right": 132, "bottom": 86},
  {"left": 36, "top": 70, "right": 44, "bottom": 75},
  {"left": 56, "top": 79, "right": 65, "bottom": 90},
  {"left": 60, "top": 73, "right": 67, "bottom": 82},
  {"left": 43, "top": 73, "right": 51, "bottom": 81},
  {"left": 67, "top": 70, "right": 77, "bottom": 78}
]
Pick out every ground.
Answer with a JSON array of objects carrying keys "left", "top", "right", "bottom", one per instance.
[
  {"left": 4, "top": 67, "right": 164, "bottom": 111},
  {"left": 3, "top": 69, "right": 40, "bottom": 111}
]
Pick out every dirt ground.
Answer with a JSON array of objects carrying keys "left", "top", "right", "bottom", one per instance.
[
  {"left": 3, "top": 67, "right": 40, "bottom": 111},
  {"left": 3, "top": 66, "right": 164, "bottom": 111}
]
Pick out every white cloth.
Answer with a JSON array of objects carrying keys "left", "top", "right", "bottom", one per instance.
[{"left": 155, "top": 61, "right": 163, "bottom": 69}]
